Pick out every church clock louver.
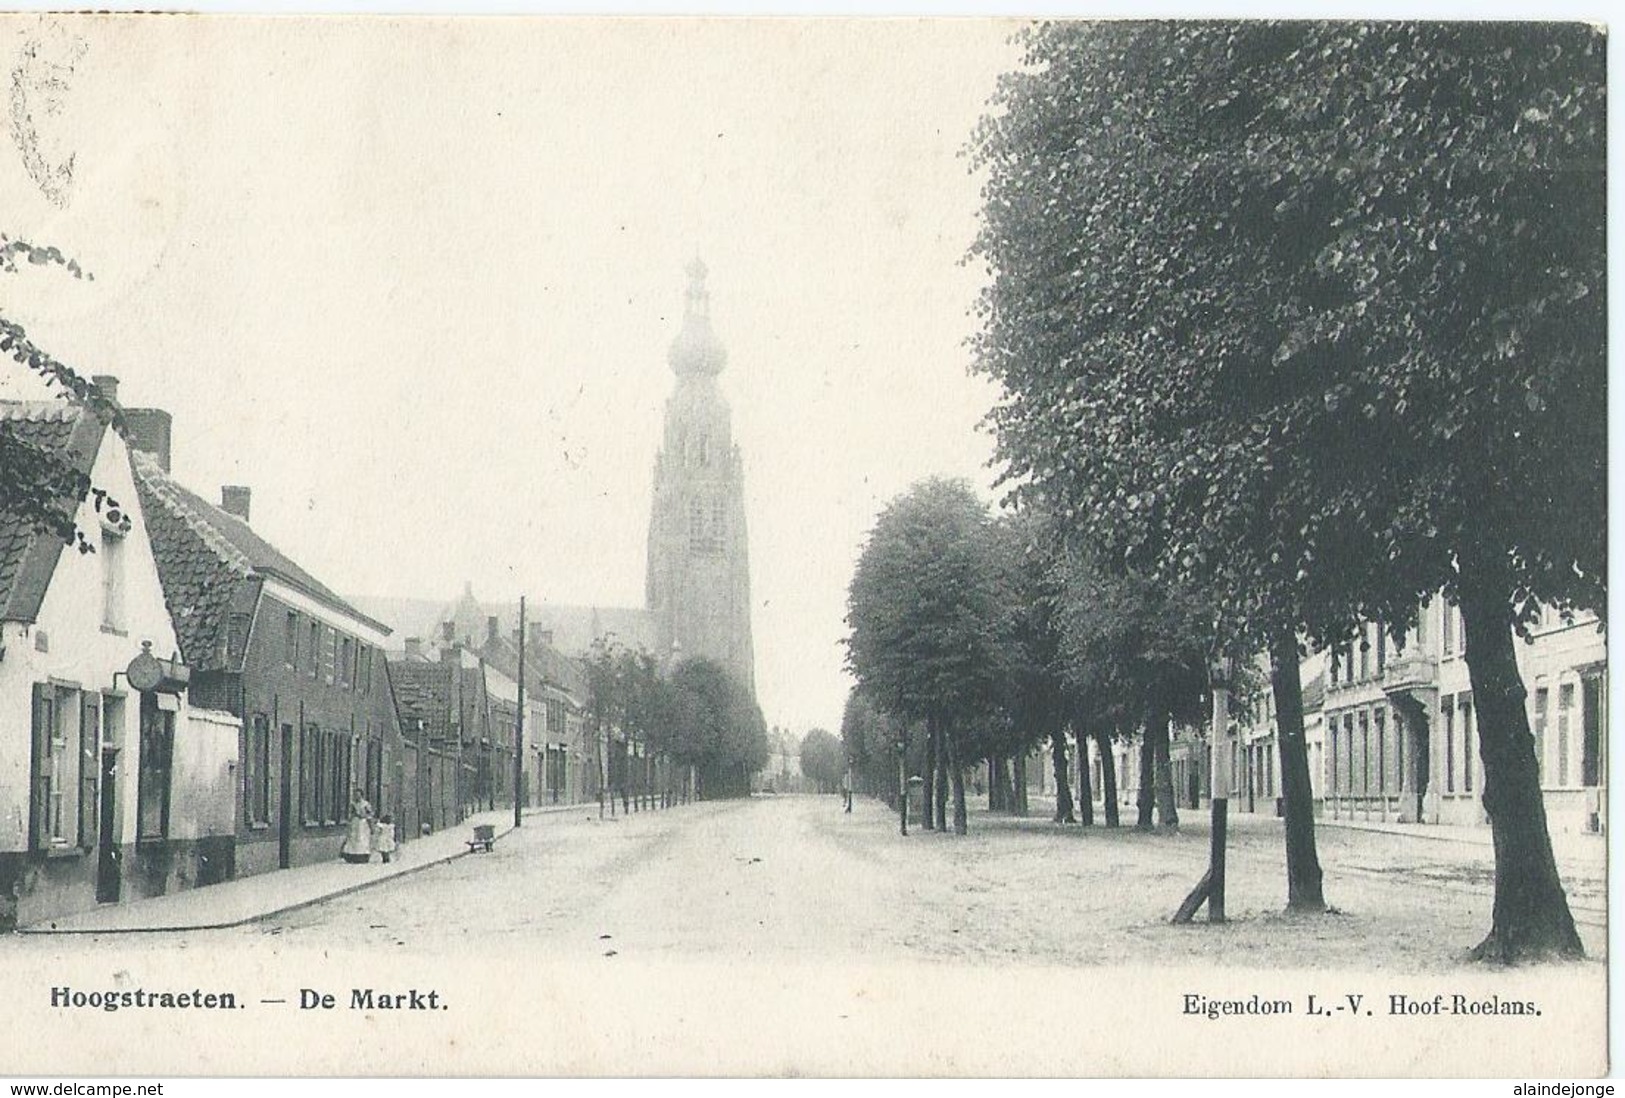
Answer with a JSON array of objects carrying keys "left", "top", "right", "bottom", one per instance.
[{"left": 644, "top": 260, "right": 757, "bottom": 698}]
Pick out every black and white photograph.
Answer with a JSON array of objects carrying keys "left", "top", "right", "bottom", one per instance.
[{"left": 0, "top": 12, "right": 1608, "bottom": 1081}]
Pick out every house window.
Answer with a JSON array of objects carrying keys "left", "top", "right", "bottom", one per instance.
[
  {"left": 285, "top": 611, "right": 299, "bottom": 669},
  {"left": 1329, "top": 721, "right": 1339, "bottom": 794},
  {"left": 1374, "top": 708, "right": 1386, "bottom": 794},
  {"left": 247, "top": 715, "right": 271, "bottom": 826},
  {"left": 1416, "top": 600, "right": 1429, "bottom": 647},
  {"left": 302, "top": 724, "right": 323, "bottom": 825},
  {"left": 1533, "top": 686, "right": 1549, "bottom": 785},
  {"left": 1460, "top": 695, "right": 1474, "bottom": 793},
  {"left": 1557, "top": 684, "right": 1573, "bottom": 785},
  {"left": 1375, "top": 625, "right": 1386, "bottom": 674},
  {"left": 1443, "top": 700, "right": 1456, "bottom": 793},
  {"left": 309, "top": 622, "right": 321, "bottom": 679},
  {"left": 1357, "top": 632, "right": 1369, "bottom": 681},
  {"left": 101, "top": 528, "right": 126, "bottom": 631},
  {"left": 137, "top": 693, "right": 174, "bottom": 842},
  {"left": 367, "top": 738, "right": 383, "bottom": 808},
  {"left": 1442, "top": 608, "right": 1454, "bottom": 656},
  {"left": 36, "top": 687, "right": 80, "bottom": 847},
  {"left": 1581, "top": 675, "right": 1603, "bottom": 788},
  {"left": 1358, "top": 711, "right": 1369, "bottom": 794},
  {"left": 340, "top": 637, "right": 354, "bottom": 689},
  {"left": 1394, "top": 711, "right": 1406, "bottom": 793},
  {"left": 359, "top": 645, "right": 372, "bottom": 693}
]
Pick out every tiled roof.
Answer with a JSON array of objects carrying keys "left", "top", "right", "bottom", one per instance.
[
  {"left": 0, "top": 400, "right": 103, "bottom": 623},
  {"left": 389, "top": 660, "right": 454, "bottom": 736},
  {"left": 132, "top": 452, "right": 389, "bottom": 671}
]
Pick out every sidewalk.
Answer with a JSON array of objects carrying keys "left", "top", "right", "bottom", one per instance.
[{"left": 17, "top": 802, "right": 594, "bottom": 935}]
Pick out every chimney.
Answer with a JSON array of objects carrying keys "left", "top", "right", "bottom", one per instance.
[
  {"left": 404, "top": 637, "right": 423, "bottom": 660},
  {"left": 486, "top": 615, "right": 500, "bottom": 645},
  {"left": 529, "top": 624, "right": 553, "bottom": 650},
  {"left": 221, "top": 486, "right": 251, "bottom": 523},
  {"left": 441, "top": 621, "right": 455, "bottom": 644},
  {"left": 122, "top": 408, "right": 173, "bottom": 473},
  {"left": 91, "top": 375, "right": 119, "bottom": 403}
]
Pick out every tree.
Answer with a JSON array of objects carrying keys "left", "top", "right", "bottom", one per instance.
[
  {"left": 1051, "top": 547, "right": 1210, "bottom": 832},
  {"left": 798, "top": 728, "right": 845, "bottom": 793},
  {"left": 1, "top": 235, "right": 124, "bottom": 552},
  {"left": 846, "top": 478, "right": 1013, "bottom": 834},
  {"left": 665, "top": 657, "right": 769, "bottom": 800},
  {"left": 970, "top": 22, "right": 1601, "bottom": 957}
]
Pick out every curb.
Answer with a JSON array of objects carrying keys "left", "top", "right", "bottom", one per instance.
[{"left": 16, "top": 820, "right": 523, "bottom": 936}]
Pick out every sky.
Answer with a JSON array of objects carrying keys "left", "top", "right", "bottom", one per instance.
[{"left": 0, "top": 15, "right": 1021, "bottom": 737}]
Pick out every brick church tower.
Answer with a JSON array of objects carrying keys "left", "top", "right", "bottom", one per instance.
[{"left": 645, "top": 260, "right": 756, "bottom": 697}]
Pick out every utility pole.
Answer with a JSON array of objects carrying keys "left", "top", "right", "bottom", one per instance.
[{"left": 515, "top": 595, "right": 525, "bottom": 829}]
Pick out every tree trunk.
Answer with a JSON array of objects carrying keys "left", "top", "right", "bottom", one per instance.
[
  {"left": 989, "top": 756, "right": 1008, "bottom": 812},
  {"left": 1151, "top": 708, "right": 1179, "bottom": 831},
  {"left": 1458, "top": 549, "right": 1584, "bottom": 961},
  {"left": 1076, "top": 729, "right": 1094, "bottom": 825},
  {"left": 934, "top": 724, "right": 949, "bottom": 832},
  {"left": 1051, "top": 730, "right": 1076, "bottom": 824},
  {"left": 1136, "top": 730, "right": 1155, "bottom": 830},
  {"left": 1095, "top": 727, "right": 1119, "bottom": 828},
  {"left": 1012, "top": 752, "right": 1029, "bottom": 816},
  {"left": 1271, "top": 627, "right": 1326, "bottom": 912},
  {"left": 947, "top": 729, "right": 968, "bottom": 835},
  {"left": 922, "top": 718, "right": 937, "bottom": 831}
]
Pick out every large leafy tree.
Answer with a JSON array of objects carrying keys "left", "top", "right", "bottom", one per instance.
[
  {"left": 970, "top": 22, "right": 1602, "bottom": 957},
  {"left": 845, "top": 478, "right": 1013, "bottom": 834},
  {"left": 665, "top": 657, "right": 769, "bottom": 800},
  {"left": 798, "top": 728, "right": 846, "bottom": 793}
]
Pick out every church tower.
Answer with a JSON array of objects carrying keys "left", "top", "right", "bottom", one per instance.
[{"left": 645, "top": 260, "right": 756, "bottom": 697}]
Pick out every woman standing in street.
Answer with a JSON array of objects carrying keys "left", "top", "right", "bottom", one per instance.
[{"left": 341, "top": 787, "right": 374, "bottom": 864}]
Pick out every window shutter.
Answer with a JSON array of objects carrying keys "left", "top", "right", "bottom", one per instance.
[
  {"left": 79, "top": 694, "right": 101, "bottom": 848},
  {"left": 29, "top": 684, "right": 51, "bottom": 852}
]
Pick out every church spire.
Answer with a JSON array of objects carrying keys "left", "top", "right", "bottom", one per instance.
[{"left": 667, "top": 258, "right": 727, "bottom": 377}]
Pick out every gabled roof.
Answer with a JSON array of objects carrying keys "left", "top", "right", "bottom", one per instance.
[
  {"left": 132, "top": 451, "right": 389, "bottom": 671},
  {"left": 0, "top": 400, "right": 108, "bottom": 623}
]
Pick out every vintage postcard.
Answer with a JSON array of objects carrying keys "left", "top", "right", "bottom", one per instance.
[{"left": 0, "top": 14, "right": 1608, "bottom": 1079}]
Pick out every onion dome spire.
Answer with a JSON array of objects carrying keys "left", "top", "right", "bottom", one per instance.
[{"left": 667, "top": 258, "right": 727, "bottom": 377}]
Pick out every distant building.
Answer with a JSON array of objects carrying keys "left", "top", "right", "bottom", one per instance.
[
  {"left": 1324, "top": 599, "right": 1606, "bottom": 833},
  {"left": 645, "top": 259, "right": 757, "bottom": 697}
]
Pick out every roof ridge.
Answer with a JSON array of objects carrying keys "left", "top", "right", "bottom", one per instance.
[
  {"left": 0, "top": 399, "right": 81, "bottom": 423},
  {"left": 131, "top": 450, "right": 256, "bottom": 580}
]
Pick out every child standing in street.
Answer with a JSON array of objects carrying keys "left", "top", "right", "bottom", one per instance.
[{"left": 374, "top": 813, "right": 397, "bottom": 864}]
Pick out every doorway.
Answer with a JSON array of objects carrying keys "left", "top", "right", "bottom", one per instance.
[{"left": 96, "top": 750, "right": 120, "bottom": 903}]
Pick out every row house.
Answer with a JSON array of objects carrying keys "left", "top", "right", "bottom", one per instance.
[
  {"left": 130, "top": 439, "right": 404, "bottom": 875},
  {"left": 1323, "top": 598, "right": 1606, "bottom": 834},
  {"left": 388, "top": 650, "right": 462, "bottom": 837},
  {"left": 0, "top": 389, "right": 237, "bottom": 928},
  {"left": 475, "top": 619, "right": 595, "bottom": 807},
  {"left": 1228, "top": 652, "right": 1329, "bottom": 817}
]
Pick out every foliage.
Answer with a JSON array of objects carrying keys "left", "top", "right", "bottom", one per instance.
[
  {"left": 665, "top": 656, "right": 769, "bottom": 798},
  {"left": 0, "top": 234, "right": 123, "bottom": 554},
  {"left": 844, "top": 478, "right": 1013, "bottom": 735},
  {"left": 798, "top": 727, "right": 845, "bottom": 793},
  {"left": 968, "top": 22, "right": 1605, "bottom": 648}
]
